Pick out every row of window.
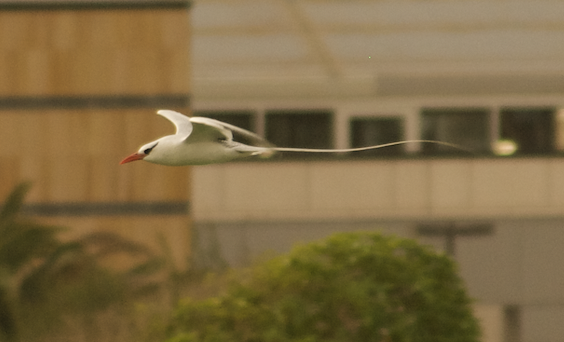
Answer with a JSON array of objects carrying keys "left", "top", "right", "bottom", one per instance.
[
  {"left": 194, "top": 106, "right": 561, "bottom": 157},
  {"left": 421, "top": 107, "right": 556, "bottom": 155}
]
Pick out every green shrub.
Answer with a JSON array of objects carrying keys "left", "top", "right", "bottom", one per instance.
[{"left": 167, "top": 232, "right": 480, "bottom": 342}]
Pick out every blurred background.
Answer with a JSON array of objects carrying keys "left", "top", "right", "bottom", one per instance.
[{"left": 1, "top": 0, "right": 564, "bottom": 341}]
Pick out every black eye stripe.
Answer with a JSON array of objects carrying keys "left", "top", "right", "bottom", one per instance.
[{"left": 144, "top": 143, "right": 158, "bottom": 155}]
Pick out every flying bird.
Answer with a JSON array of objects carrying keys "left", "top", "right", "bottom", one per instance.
[{"left": 120, "top": 110, "right": 468, "bottom": 166}]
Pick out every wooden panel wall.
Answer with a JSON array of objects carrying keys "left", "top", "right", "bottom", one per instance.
[
  {"left": 0, "top": 108, "right": 190, "bottom": 202},
  {"left": 0, "top": 5, "right": 190, "bottom": 96},
  {"left": 0, "top": 1, "right": 192, "bottom": 265}
]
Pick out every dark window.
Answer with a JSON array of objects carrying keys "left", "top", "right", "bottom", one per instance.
[
  {"left": 500, "top": 107, "right": 555, "bottom": 154},
  {"left": 265, "top": 109, "right": 333, "bottom": 150},
  {"left": 193, "top": 110, "right": 255, "bottom": 132},
  {"left": 350, "top": 117, "right": 404, "bottom": 155},
  {"left": 421, "top": 108, "right": 490, "bottom": 154}
]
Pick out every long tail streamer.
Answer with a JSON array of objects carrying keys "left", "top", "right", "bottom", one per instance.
[{"left": 272, "top": 140, "right": 472, "bottom": 154}]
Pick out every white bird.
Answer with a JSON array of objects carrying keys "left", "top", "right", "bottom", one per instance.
[{"left": 120, "top": 110, "right": 469, "bottom": 166}]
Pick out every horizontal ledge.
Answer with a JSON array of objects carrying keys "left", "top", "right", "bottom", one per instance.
[
  {"left": 0, "top": 94, "right": 190, "bottom": 110},
  {"left": 0, "top": 0, "right": 192, "bottom": 11},
  {"left": 23, "top": 201, "right": 189, "bottom": 217},
  {"left": 417, "top": 223, "right": 494, "bottom": 237}
]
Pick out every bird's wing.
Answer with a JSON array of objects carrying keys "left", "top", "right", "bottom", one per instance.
[
  {"left": 222, "top": 140, "right": 274, "bottom": 156},
  {"left": 187, "top": 117, "right": 234, "bottom": 142},
  {"left": 190, "top": 117, "right": 273, "bottom": 147},
  {"left": 157, "top": 110, "right": 193, "bottom": 138}
]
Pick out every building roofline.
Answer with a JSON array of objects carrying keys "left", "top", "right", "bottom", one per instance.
[{"left": 0, "top": 0, "right": 191, "bottom": 11}]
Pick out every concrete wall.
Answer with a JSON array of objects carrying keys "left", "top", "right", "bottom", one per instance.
[{"left": 193, "top": 157, "right": 564, "bottom": 222}]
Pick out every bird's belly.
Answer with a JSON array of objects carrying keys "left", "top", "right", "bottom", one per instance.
[{"left": 153, "top": 143, "right": 240, "bottom": 166}]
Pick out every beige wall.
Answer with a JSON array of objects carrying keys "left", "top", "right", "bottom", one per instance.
[
  {"left": 192, "top": 158, "right": 564, "bottom": 222},
  {"left": 0, "top": 6, "right": 189, "bottom": 96},
  {"left": 0, "top": 1, "right": 192, "bottom": 264}
]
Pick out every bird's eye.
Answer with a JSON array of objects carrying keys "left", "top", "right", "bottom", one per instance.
[{"left": 143, "top": 143, "right": 158, "bottom": 155}]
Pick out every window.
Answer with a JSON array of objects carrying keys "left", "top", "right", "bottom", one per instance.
[
  {"left": 500, "top": 107, "right": 555, "bottom": 154},
  {"left": 265, "top": 109, "right": 333, "bottom": 150},
  {"left": 421, "top": 108, "right": 490, "bottom": 154},
  {"left": 350, "top": 116, "right": 404, "bottom": 155}
]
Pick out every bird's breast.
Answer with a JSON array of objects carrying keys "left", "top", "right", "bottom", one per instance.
[{"left": 149, "top": 142, "right": 239, "bottom": 166}]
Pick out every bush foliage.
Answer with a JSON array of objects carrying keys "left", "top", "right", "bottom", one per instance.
[{"left": 167, "top": 232, "right": 480, "bottom": 342}]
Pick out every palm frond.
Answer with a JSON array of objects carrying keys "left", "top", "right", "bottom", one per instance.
[
  {"left": 78, "top": 231, "right": 154, "bottom": 258},
  {"left": 0, "top": 182, "right": 32, "bottom": 234},
  {"left": 19, "top": 242, "right": 86, "bottom": 303}
]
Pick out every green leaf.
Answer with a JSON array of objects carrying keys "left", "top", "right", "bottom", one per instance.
[{"left": 0, "top": 182, "right": 31, "bottom": 225}]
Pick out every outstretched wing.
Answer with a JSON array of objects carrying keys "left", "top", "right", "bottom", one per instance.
[
  {"left": 156, "top": 110, "right": 273, "bottom": 147},
  {"left": 214, "top": 119, "right": 273, "bottom": 147},
  {"left": 189, "top": 117, "right": 272, "bottom": 147},
  {"left": 188, "top": 117, "right": 234, "bottom": 142},
  {"left": 157, "top": 110, "right": 193, "bottom": 138}
]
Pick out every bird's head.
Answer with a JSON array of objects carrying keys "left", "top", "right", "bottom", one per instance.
[{"left": 120, "top": 141, "right": 159, "bottom": 164}]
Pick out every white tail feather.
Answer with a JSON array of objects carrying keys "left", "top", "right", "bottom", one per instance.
[{"left": 272, "top": 140, "right": 471, "bottom": 154}]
